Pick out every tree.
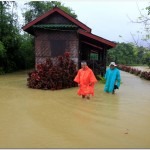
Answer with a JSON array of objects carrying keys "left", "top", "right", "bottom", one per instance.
[
  {"left": 127, "top": 4, "right": 150, "bottom": 67},
  {"left": 107, "top": 42, "right": 135, "bottom": 65},
  {"left": 0, "top": 1, "right": 20, "bottom": 72},
  {"left": 135, "top": 46, "right": 146, "bottom": 64},
  {"left": 0, "top": 41, "right": 6, "bottom": 58},
  {"left": 107, "top": 42, "right": 150, "bottom": 66},
  {"left": 127, "top": 3, "right": 150, "bottom": 47},
  {"left": 0, "top": 1, "right": 34, "bottom": 73},
  {"left": 18, "top": 33, "right": 35, "bottom": 69},
  {"left": 142, "top": 50, "right": 150, "bottom": 68},
  {"left": 23, "top": 1, "right": 77, "bottom": 24}
]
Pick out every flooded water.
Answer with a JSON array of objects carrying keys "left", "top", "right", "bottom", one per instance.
[{"left": 0, "top": 70, "right": 150, "bottom": 148}]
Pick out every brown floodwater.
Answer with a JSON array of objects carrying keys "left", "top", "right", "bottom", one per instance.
[{"left": 0, "top": 70, "right": 150, "bottom": 148}]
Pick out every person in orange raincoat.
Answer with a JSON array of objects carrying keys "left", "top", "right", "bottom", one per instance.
[{"left": 74, "top": 61, "right": 97, "bottom": 99}]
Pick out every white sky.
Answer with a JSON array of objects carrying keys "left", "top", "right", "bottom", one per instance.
[{"left": 18, "top": 0, "right": 150, "bottom": 46}]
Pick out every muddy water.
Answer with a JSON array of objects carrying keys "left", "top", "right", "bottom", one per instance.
[{"left": 0, "top": 70, "right": 150, "bottom": 148}]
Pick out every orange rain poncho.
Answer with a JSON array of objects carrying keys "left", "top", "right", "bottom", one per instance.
[{"left": 74, "top": 66, "right": 97, "bottom": 96}]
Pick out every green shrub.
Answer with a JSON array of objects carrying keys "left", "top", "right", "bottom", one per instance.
[
  {"left": 97, "top": 75, "right": 106, "bottom": 84},
  {"left": 0, "top": 67, "right": 5, "bottom": 75}
]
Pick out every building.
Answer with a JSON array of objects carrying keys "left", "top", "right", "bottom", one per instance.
[{"left": 22, "top": 7, "right": 116, "bottom": 75}]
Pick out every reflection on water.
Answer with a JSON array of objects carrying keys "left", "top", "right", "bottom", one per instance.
[{"left": 0, "top": 70, "right": 150, "bottom": 148}]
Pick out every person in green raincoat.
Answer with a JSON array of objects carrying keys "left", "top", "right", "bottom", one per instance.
[{"left": 104, "top": 62, "right": 121, "bottom": 94}]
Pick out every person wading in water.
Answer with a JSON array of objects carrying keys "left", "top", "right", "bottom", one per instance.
[
  {"left": 104, "top": 62, "right": 121, "bottom": 94},
  {"left": 74, "top": 61, "right": 97, "bottom": 99}
]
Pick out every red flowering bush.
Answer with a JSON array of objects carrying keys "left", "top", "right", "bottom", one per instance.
[
  {"left": 27, "top": 52, "right": 78, "bottom": 90},
  {"left": 118, "top": 64, "right": 150, "bottom": 80},
  {"left": 118, "top": 65, "right": 131, "bottom": 72},
  {"left": 129, "top": 68, "right": 141, "bottom": 75},
  {"left": 139, "top": 71, "right": 150, "bottom": 80}
]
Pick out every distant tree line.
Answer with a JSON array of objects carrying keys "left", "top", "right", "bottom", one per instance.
[{"left": 107, "top": 42, "right": 150, "bottom": 68}]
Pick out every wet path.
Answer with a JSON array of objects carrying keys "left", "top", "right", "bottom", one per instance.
[{"left": 0, "top": 70, "right": 150, "bottom": 148}]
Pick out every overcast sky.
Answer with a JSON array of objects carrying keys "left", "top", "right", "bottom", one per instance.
[{"left": 18, "top": 0, "right": 150, "bottom": 47}]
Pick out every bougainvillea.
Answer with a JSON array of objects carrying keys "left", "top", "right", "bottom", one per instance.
[{"left": 27, "top": 52, "right": 78, "bottom": 90}]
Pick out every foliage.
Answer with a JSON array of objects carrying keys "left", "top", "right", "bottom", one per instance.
[
  {"left": 137, "top": 6, "right": 150, "bottom": 44},
  {"left": 107, "top": 42, "right": 150, "bottom": 67},
  {"left": 27, "top": 52, "right": 78, "bottom": 90},
  {"left": 129, "top": 68, "right": 141, "bottom": 76},
  {"left": 129, "top": 4, "right": 150, "bottom": 47},
  {"left": 0, "top": 41, "right": 6, "bottom": 57},
  {"left": 0, "top": 1, "right": 19, "bottom": 72},
  {"left": 97, "top": 75, "right": 106, "bottom": 84},
  {"left": 118, "top": 64, "right": 150, "bottom": 80},
  {"left": 139, "top": 71, "right": 150, "bottom": 80},
  {"left": 23, "top": 1, "right": 77, "bottom": 24},
  {"left": 142, "top": 51, "right": 150, "bottom": 68},
  {"left": 0, "top": 2, "right": 35, "bottom": 73},
  {"left": 18, "top": 33, "right": 35, "bottom": 69},
  {"left": 107, "top": 42, "right": 135, "bottom": 65},
  {"left": 0, "top": 67, "right": 5, "bottom": 75},
  {"left": 120, "top": 4, "right": 150, "bottom": 67}
]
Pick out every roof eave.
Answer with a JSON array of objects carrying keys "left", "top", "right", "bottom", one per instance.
[{"left": 78, "top": 29, "right": 116, "bottom": 48}]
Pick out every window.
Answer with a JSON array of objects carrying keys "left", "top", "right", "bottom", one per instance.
[{"left": 51, "top": 40, "right": 66, "bottom": 57}]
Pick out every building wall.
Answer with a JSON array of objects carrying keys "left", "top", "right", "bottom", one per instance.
[
  {"left": 33, "top": 13, "right": 80, "bottom": 68},
  {"left": 34, "top": 29, "right": 79, "bottom": 66}
]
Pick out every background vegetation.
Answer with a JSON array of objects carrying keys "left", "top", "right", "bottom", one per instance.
[
  {"left": 0, "top": 1, "right": 150, "bottom": 75},
  {"left": 107, "top": 42, "right": 150, "bottom": 67}
]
